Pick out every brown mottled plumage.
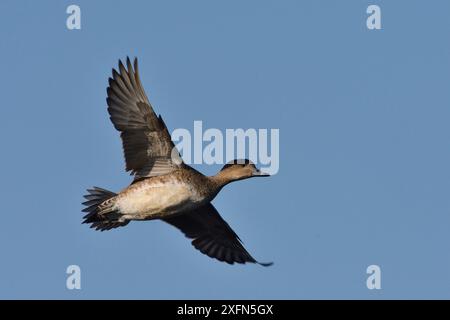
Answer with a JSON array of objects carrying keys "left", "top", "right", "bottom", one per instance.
[{"left": 82, "top": 57, "right": 272, "bottom": 266}]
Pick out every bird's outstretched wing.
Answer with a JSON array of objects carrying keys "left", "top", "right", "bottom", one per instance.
[
  {"left": 106, "top": 57, "right": 182, "bottom": 181},
  {"left": 163, "top": 203, "right": 273, "bottom": 266}
]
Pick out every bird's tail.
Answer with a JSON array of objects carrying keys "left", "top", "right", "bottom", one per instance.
[{"left": 82, "top": 187, "right": 129, "bottom": 231}]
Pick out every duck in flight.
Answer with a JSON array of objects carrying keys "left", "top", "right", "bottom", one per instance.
[{"left": 82, "top": 57, "right": 272, "bottom": 266}]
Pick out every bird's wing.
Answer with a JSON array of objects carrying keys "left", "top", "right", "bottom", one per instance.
[
  {"left": 163, "top": 203, "right": 272, "bottom": 266},
  {"left": 106, "top": 57, "right": 183, "bottom": 181}
]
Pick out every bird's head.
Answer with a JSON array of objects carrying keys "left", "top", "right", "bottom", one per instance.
[{"left": 217, "top": 159, "right": 270, "bottom": 183}]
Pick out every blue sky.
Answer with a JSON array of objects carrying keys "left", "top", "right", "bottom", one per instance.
[{"left": 0, "top": 0, "right": 450, "bottom": 299}]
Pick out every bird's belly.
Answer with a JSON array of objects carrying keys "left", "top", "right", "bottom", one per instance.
[{"left": 115, "top": 182, "right": 201, "bottom": 219}]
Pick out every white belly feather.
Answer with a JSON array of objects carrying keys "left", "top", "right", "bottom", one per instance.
[{"left": 115, "top": 181, "right": 201, "bottom": 219}]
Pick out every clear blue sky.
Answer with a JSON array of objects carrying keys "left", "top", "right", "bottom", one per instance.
[{"left": 0, "top": 0, "right": 450, "bottom": 299}]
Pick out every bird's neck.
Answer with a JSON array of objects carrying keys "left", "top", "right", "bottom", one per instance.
[{"left": 210, "top": 171, "right": 234, "bottom": 187}]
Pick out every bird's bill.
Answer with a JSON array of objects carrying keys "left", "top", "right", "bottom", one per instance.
[{"left": 252, "top": 169, "right": 270, "bottom": 177}]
